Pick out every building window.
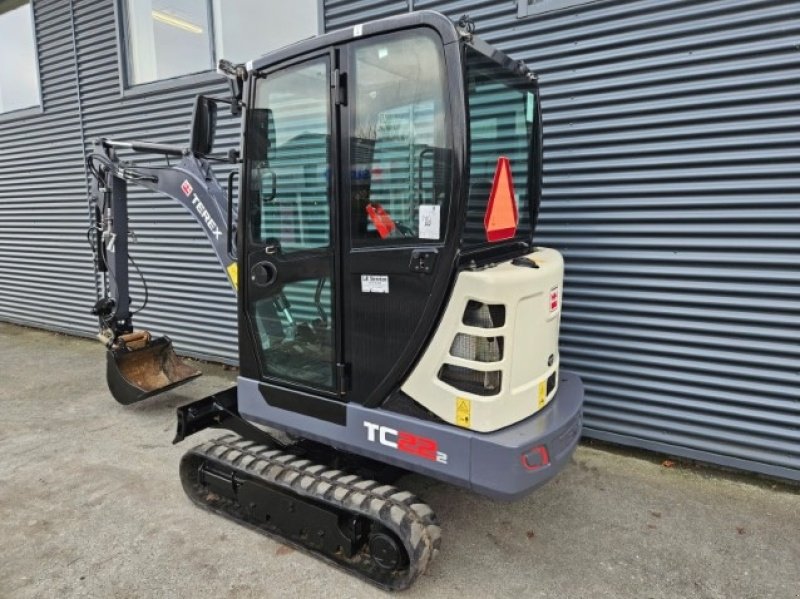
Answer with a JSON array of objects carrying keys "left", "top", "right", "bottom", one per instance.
[
  {"left": 0, "top": 0, "right": 40, "bottom": 113},
  {"left": 122, "top": 0, "right": 320, "bottom": 86},
  {"left": 517, "top": 0, "right": 599, "bottom": 18}
]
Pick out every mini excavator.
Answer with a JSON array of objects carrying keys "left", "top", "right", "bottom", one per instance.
[{"left": 86, "top": 12, "right": 583, "bottom": 590}]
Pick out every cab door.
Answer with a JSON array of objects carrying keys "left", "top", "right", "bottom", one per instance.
[
  {"left": 341, "top": 29, "right": 456, "bottom": 406},
  {"left": 242, "top": 53, "right": 342, "bottom": 395},
  {"left": 241, "top": 29, "right": 459, "bottom": 409}
]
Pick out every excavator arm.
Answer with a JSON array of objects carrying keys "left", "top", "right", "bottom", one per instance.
[{"left": 87, "top": 114, "right": 239, "bottom": 404}]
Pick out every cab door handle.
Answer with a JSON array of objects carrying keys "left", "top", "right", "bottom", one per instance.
[
  {"left": 251, "top": 261, "right": 278, "bottom": 286},
  {"left": 409, "top": 249, "right": 437, "bottom": 274}
]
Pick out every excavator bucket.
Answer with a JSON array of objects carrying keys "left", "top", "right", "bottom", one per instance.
[{"left": 106, "top": 332, "right": 202, "bottom": 405}]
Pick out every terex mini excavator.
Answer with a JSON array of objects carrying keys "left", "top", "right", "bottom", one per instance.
[{"left": 86, "top": 12, "right": 583, "bottom": 590}]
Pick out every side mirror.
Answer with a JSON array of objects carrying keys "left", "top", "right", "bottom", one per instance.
[
  {"left": 227, "top": 79, "right": 242, "bottom": 116},
  {"left": 189, "top": 96, "right": 218, "bottom": 156}
]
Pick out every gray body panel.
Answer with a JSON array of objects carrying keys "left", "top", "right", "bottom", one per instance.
[{"left": 238, "top": 371, "right": 583, "bottom": 500}]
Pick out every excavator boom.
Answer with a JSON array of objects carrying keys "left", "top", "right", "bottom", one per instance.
[{"left": 88, "top": 126, "right": 237, "bottom": 403}]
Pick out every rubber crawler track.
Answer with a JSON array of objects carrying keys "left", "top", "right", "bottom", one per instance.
[{"left": 180, "top": 434, "right": 441, "bottom": 591}]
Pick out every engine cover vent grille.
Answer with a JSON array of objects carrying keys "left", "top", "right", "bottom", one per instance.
[
  {"left": 437, "top": 365, "right": 501, "bottom": 396},
  {"left": 462, "top": 301, "right": 505, "bottom": 328},
  {"left": 449, "top": 333, "right": 503, "bottom": 362}
]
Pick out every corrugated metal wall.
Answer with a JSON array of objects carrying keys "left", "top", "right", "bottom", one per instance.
[
  {"left": 324, "top": 0, "right": 411, "bottom": 30},
  {"left": 503, "top": 0, "right": 800, "bottom": 481},
  {"left": 324, "top": 0, "right": 800, "bottom": 480},
  {"left": 0, "top": 0, "right": 97, "bottom": 335},
  {"left": 0, "top": 0, "right": 797, "bottom": 480}
]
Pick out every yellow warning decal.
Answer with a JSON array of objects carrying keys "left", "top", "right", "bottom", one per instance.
[
  {"left": 226, "top": 262, "right": 239, "bottom": 291},
  {"left": 456, "top": 397, "right": 471, "bottom": 428},
  {"left": 537, "top": 381, "right": 547, "bottom": 409}
]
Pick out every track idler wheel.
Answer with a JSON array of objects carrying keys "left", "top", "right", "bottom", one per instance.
[{"left": 368, "top": 529, "right": 409, "bottom": 572}]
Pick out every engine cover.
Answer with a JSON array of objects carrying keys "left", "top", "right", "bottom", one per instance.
[{"left": 401, "top": 247, "right": 564, "bottom": 432}]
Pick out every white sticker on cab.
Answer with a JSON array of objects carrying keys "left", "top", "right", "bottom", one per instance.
[
  {"left": 361, "top": 275, "right": 389, "bottom": 294},
  {"left": 418, "top": 204, "right": 441, "bottom": 240}
]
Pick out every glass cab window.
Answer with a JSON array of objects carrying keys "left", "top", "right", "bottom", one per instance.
[
  {"left": 245, "top": 59, "right": 335, "bottom": 389},
  {"left": 248, "top": 61, "right": 330, "bottom": 249},
  {"left": 464, "top": 46, "right": 536, "bottom": 245},
  {"left": 350, "top": 30, "right": 452, "bottom": 244}
]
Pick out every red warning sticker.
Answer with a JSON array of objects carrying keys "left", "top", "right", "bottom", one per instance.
[
  {"left": 484, "top": 156, "right": 519, "bottom": 242},
  {"left": 549, "top": 287, "right": 559, "bottom": 312}
]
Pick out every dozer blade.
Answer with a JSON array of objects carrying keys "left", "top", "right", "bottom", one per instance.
[{"left": 106, "top": 332, "right": 202, "bottom": 405}]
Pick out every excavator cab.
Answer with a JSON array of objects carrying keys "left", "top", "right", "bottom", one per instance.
[
  {"left": 233, "top": 13, "right": 562, "bottom": 431},
  {"left": 86, "top": 11, "right": 583, "bottom": 589}
]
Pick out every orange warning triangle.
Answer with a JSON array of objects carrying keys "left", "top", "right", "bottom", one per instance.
[{"left": 483, "top": 156, "right": 519, "bottom": 242}]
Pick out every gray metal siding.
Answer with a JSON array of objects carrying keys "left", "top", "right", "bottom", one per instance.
[
  {"left": 324, "top": 0, "right": 800, "bottom": 480},
  {"left": 521, "top": 0, "right": 800, "bottom": 480},
  {"left": 324, "top": 0, "right": 410, "bottom": 31},
  {"left": 0, "top": 0, "right": 238, "bottom": 361},
  {"left": 0, "top": 0, "right": 96, "bottom": 335}
]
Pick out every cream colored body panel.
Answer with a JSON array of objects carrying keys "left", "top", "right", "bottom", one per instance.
[{"left": 401, "top": 247, "right": 564, "bottom": 432}]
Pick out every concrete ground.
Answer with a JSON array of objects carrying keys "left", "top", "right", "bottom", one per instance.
[{"left": 0, "top": 322, "right": 798, "bottom": 599}]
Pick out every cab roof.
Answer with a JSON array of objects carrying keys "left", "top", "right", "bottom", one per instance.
[{"left": 245, "top": 10, "right": 526, "bottom": 78}]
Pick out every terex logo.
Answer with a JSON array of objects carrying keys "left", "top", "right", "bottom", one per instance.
[
  {"left": 363, "top": 421, "right": 448, "bottom": 464},
  {"left": 191, "top": 194, "right": 221, "bottom": 239},
  {"left": 181, "top": 179, "right": 193, "bottom": 196}
]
